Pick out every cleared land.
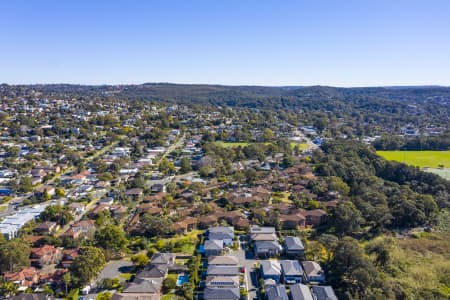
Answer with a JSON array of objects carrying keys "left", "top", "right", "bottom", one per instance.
[{"left": 377, "top": 151, "right": 450, "bottom": 168}]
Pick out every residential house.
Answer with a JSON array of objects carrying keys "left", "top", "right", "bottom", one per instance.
[
  {"left": 301, "top": 261, "right": 325, "bottom": 283},
  {"left": 34, "top": 186, "right": 55, "bottom": 198},
  {"left": 255, "top": 240, "right": 282, "bottom": 258},
  {"left": 266, "top": 284, "right": 289, "bottom": 300},
  {"left": 61, "top": 248, "right": 80, "bottom": 268},
  {"left": 290, "top": 283, "right": 314, "bottom": 300},
  {"left": 61, "top": 220, "right": 96, "bottom": 240},
  {"left": 208, "top": 226, "right": 235, "bottom": 245},
  {"left": 205, "top": 275, "right": 240, "bottom": 289},
  {"left": 136, "top": 264, "right": 168, "bottom": 280},
  {"left": 4, "top": 267, "right": 39, "bottom": 287},
  {"left": 150, "top": 183, "right": 166, "bottom": 193},
  {"left": 68, "top": 203, "right": 85, "bottom": 215},
  {"left": 125, "top": 188, "right": 144, "bottom": 201},
  {"left": 199, "top": 215, "right": 219, "bottom": 228},
  {"left": 34, "top": 221, "right": 60, "bottom": 235},
  {"left": 281, "top": 260, "right": 303, "bottom": 284},
  {"left": 150, "top": 252, "right": 175, "bottom": 265},
  {"left": 303, "top": 210, "right": 327, "bottom": 227},
  {"left": 311, "top": 286, "right": 338, "bottom": 300},
  {"left": 206, "top": 265, "right": 240, "bottom": 277},
  {"left": 208, "top": 256, "right": 239, "bottom": 266},
  {"left": 280, "top": 213, "right": 306, "bottom": 229},
  {"left": 9, "top": 294, "right": 55, "bottom": 300},
  {"left": 204, "top": 287, "right": 240, "bottom": 300},
  {"left": 260, "top": 260, "right": 282, "bottom": 283},
  {"left": 251, "top": 226, "right": 282, "bottom": 257},
  {"left": 284, "top": 236, "right": 305, "bottom": 258},
  {"left": 172, "top": 217, "right": 197, "bottom": 234},
  {"left": 204, "top": 240, "right": 224, "bottom": 257},
  {"left": 112, "top": 278, "right": 162, "bottom": 300},
  {"left": 30, "top": 245, "right": 62, "bottom": 267}
]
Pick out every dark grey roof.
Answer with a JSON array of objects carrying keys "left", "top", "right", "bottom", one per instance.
[
  {"left": 207, "top": 265, "right": 240, "bottom": 276},
  {"left": 284, "top": 236, "right": 304, "bottom": 251},
  {"left": 311, "top": 286, "right": 338, "bottom": 300},
  {"left": 266, "top": 284, "right": 289, "bottom": 300},
  {"left": 290, "top": 283, "right": 314, "bottom": 300},
  {"left": 205, "top": 239, "right": 224, "bottom": 250},
  {"left": 150, "top": 252, "right": 174, "bottom": 265},
  {"left": 122, "top": 278, "right": 162, "bottom": 293},
  {"left": 280, "top": 260, "right": 303, "bottom": 276},
  {"left": 209, "top": 226, "right": 235, "bottom": 240},
  {"left": 255, "top": 240, "right": 281, "bottom": 250},
  {"left": 136, "top": 264, "right": 168, "bottom": 279},
  {"left": 204, "top": 287, "right": 240, "bottom": 300},
  {"left": 250, "top": 226, "right": 276, "bottom": 234}
]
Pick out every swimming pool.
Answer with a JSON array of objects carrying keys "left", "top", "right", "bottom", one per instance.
[{"left": 176, "top": 273, "right": 189, "bottom": 286}]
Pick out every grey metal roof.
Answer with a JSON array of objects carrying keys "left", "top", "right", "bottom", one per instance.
[
  {"left": 266, "top": 284, "right": 289, "bottom": 300},
  {"left": 123, "top": 278, "right": 162, "bottom": 293},
  {"left": 280, "top": 260, "right": 303, "bottom": 276},
  {"left": 205, "top": 239, "right": 224, "bottom": 250},
  {"left": 135, "top": 264, "right": 168, "bottom": 279},
  {"left": 204, "top": 287, "right": 240, "bottom": 300},
  {"left": 290, "top": 283, "right": 314, "bottom": 300},
  {"left": 260, "top": 260, "right": 282, "bottom": 275},
  {"left": 150, "top": 252, "right": 174, "bottom": 265},
  {"left": 284, "top": 236, "right": 304, "bottom": 251},
  {"left": 311, "top": 286, "right": 338, "bottom": 300},
  {"left": 207, "top": 265, "right": 240, "bottom": 276},
  {"left": 209, "top": 226, "right": 235, "bottom": 240}
]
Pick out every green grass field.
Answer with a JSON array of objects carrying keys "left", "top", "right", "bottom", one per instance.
[
  {"left": 214, "top": 141, "right": 311, "bottom": 151},
  {"left": 377, "top": 151, "right": 450, "bottom": 168},
  {"left": 213, "top": 141, "right": 251, "bottom": 148}
]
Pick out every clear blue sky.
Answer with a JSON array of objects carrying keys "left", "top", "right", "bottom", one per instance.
[{"left": 1, "top": 0, "right": 449, "bottom": 86}]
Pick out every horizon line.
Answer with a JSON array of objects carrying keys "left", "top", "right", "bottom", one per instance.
[{"left": 1, "top": 82, "right": 449, "bottom": 89}]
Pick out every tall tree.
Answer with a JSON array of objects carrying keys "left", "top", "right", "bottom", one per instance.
[
  {"left": 70, "top": 246, "right": 106, "bottom": 287},
  {"left": 0, "top": 239, "right": 31, "bottom": 272}
]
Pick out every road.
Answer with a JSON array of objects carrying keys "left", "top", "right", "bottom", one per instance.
[{"left": 230, "top": 240, "right": 259, "bottom": 300}]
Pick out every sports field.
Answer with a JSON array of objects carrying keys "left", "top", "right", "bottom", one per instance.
[{"left": 377, "top": 151, "right": 450, "bottom": 168}]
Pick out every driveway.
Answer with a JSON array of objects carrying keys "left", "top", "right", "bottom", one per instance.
[
  {"left": 230, "top": 242, "right": 259, "bottom": 300},
  {"left": 96, "top": 260, "right": 134, "bottom": 284}
]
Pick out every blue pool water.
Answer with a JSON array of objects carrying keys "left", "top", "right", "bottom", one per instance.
[{"left": 176, "top": 274, "right": 189, "bottom": 286}]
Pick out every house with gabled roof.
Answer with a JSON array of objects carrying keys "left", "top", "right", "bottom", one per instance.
[
  {"left": 150, "top": 252, "right": 175, "bottom": 265},
  {"left": 301, "top": 261, "right": 325, "bottom": 283},
  {"left": 284, "top": 236, "right": 305, "bottom": 257},
  {"left": 135, "top": 264, "right": 168, "bottom": 280},
  {"left": 260, "top": 260, "right": 282, "bottom": 283},
  {"left": 205, "top": 275, "right": 240, "bottom": 289},
  {"left": 290, "top": 283, "right": 314, "bottom": 300},
  {"left": 208, "top": 226, "right": 234, "bottom": 245},
  {"left": 204, "top": 239, "right": 224, "bottom": 257},
  {"left": 311, "top": 286, "right": 338, "bottom": 300},
  {"left": 172, "top": 216, "right": 197, "bottom": 234},
  {"left": 203, "top": 287, "right": 240, "bottom": 300},
  {"left": 281, "top": 260, "right": 303, "bottom": 283},
  {"left": 208, "top": 255, "right": 239, "bottom": 266},
  {"left": 112, "top": 278, "right": 162, "bottom": 300},
  {"left": 266, "top": 284, "right": 289, "bottom": 300}
]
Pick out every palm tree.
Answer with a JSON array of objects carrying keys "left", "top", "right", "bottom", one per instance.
[{"left": 63, "top": 272, "right": 71, "bottom": 295}]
